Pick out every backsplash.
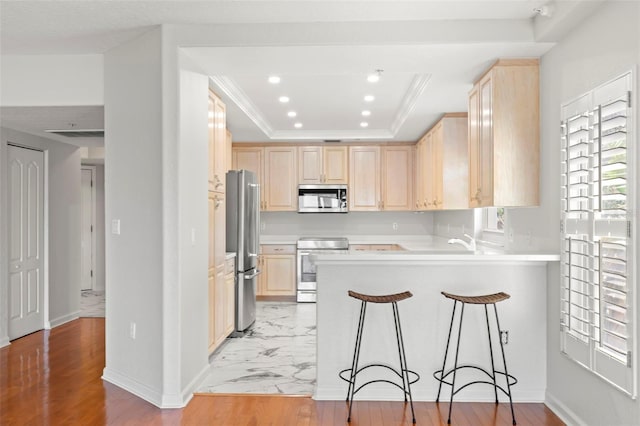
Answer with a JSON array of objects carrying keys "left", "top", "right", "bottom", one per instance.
[{"left": 260, "top": 211, "right": 434, "bottom": 236}]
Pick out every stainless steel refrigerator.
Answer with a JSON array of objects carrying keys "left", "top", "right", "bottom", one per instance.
[{"left": 226, "top": 170, "right": 260, "bottom": 332}]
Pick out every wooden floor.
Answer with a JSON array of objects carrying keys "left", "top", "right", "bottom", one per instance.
[{"left": 0, "top": 318, "right": 565, "bottom": 425}]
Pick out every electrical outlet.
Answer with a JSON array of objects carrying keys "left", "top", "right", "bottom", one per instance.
[
  {"left": 526, "top": 231, "right": 532, "bottom": 246},
  {"left": 500, "top": 330, "right": 509, "bottom": 345},
  {"left": 261, "top": 221, "right": 266, "bottom": 231},
  {"left": 111, "top": 219, "right": 121, "bottom": 235},
  {"left": 130, "top": 322, "right": 136, "bottom": 340},
  {"left": 392, "top": 222, "right": 398, "bottom": 231},
  {"left": 508, "top": 229, "right": 514, "bottom": 243}
]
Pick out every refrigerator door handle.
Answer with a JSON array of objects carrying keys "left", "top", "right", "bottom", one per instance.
[{"left": 244, "top": 269, "right": 262, "bottom": 280}]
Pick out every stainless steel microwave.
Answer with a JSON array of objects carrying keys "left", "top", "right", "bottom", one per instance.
[{"left": 298, "top": 184, "right": 348, "bottom": 213}]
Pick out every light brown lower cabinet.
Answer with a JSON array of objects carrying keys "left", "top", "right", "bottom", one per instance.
[
  {"left": 209, "top": 257, "right": 236, "bottom": 354},
  {"left": 257, "top": 245, "right": 296, "bottom": 297}
]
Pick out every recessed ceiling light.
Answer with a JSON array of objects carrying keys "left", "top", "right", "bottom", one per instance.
[
  {"left": 360, "top": 122, "right": 369, "bottom": 128},
  {"left": 294, "top": 122, "right": 303, "bottom": 128},
  {"left": 279, "top": 96, "right": 290, "bottom": 103},
  {"left": 364, "top": 95, "right": 375, "bottom": 102},
  {"left": 287, "top": 111, "right": 297, "bottom": 117},
  {"left": 268, "top": 75, "right": 281, "bottom": 84},
  {"left": 367, "top": 69, "right": 383, "bottom": 83},
  {"left": 362, "top": 110, "right": 371, "bottom": 117}
]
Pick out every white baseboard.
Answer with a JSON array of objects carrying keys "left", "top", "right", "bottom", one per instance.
[
  {"left": 102, "top": 365, "right": 207, "bottom": 409},
  {"left": 0, "top": 336, "right": 10, "bottom": 349},
  {"left": 179, "top": 363, "right": 211, "bottom": 404},
  {"left": 545, "top": 391, "right": 586, "bottom": 426},
  {"left": 103, "top": 367, "right": 165, "bottom": 408},
  {"left": 49, "top": 311, "right": 80, "bottom": 328}
]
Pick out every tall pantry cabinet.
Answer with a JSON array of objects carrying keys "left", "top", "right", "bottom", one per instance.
[{"left": 208, "top": 90, "right": 234, "bottom": 354}]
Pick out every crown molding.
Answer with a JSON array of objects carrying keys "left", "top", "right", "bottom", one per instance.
[
  {"left": 270, "top": 129, "right": 392, "bottom": 141},
  {"left": 212, "top": 73, "right": 430, "bottom": 141},
  {"left": 209, "top": 75, "right": 274, "bottom": 136},
  {"left": 390, "top": 73, "right": 431, "bottom": 135}
]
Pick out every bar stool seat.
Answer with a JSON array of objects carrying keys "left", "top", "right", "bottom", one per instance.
[
  {"left": 340, "top": 290, "right": 419, "bottom": 423},
  {"left": 434, "top": 291, "right": 518, "bottom": 425}
]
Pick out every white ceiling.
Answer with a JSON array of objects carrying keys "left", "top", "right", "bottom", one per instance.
[{"left": 0, "top": 1, "right": 587, "bottom": 145}]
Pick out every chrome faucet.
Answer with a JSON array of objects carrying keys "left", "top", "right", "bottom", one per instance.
[{"left": 448, "top": 234, "right": 476, "bottom": 251}]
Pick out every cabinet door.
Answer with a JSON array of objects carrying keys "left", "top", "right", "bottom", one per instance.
[
  {"left": 424, "top": 132, "right": 435, "bottom": 210},
  {"left": 323, "top": 146, "right": 348, "bottom": 184},
  {"left": 478, "top": 74, "right": 494, "bottom": 207},
  {"left": 225, "top": 130, "right": 233, "bottom": 174},
  {"left": 213, "top": 194, "right": 226, "bottom": 269},
  {"left": 414, "top": 140, "right": 425, "bottom": 210},
  {"left": 208, "top": 274, "right": 215, "bottom": 353},
  {"left": 224, "top": 273, "right": 235, "bottom": 336},
  {"left": 431, "top": 123, "right": 444, "bottom": 209},
  {"left": 208, "top": 192, "right": 216, "bottom": 275},
  {"left": 349, "top": 146, "right": 380, "bottom": 211},
  {"left": 213, "top": 267, "right": 226, "bottom": 347},
  {"left": 264, "top": 147, "right": 297, "bottom": 211},
  {"left": 298, "top": 146, "right": 322, "bottom": 184},
  {"left": 232, "top": 147, "right": 264, "bottom": 209},
  {"left": 262, "top": 255, "right": 296, "bottom": 296},
  {"left": 381, "top": 146, "right": 413, "bottom": 211},
  {"left": 468, "top": 84, "right": 481, "bottom": 207},
  {"left": 209, "top": 92, "right": 226, "bottom": 194}
]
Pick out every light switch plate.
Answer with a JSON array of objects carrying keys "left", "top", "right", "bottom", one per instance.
[{"left": 111, "top": 219, "right": 121, "bottom": 235}]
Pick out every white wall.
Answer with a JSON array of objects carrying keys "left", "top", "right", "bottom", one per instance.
[
  {"left": 0, "top": 55, "right": 104, "bottom": 106},
  {"left": 0, "top": 127, "right": 81, "bottom": 345},
  {"left": 261, "top": 211, "right": 433, "bottom": 237},
  {"left": 102, "top": 28, "right": 165, "bottom": 404},
  {"left": 538, "top": 2, "right": 640, "bottom": 425},
  {"left": 176, "top": 50, "right": 210, "bottom": 397}
]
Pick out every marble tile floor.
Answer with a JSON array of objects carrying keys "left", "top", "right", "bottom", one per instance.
[
  {"left": 80, "top": 290, "right": 105, "bottom": 317},
  {"left": 198, "top": 301, "right": 316, "bottom": 395}
]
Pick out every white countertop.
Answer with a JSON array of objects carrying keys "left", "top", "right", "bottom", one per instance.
[{"left": 260, "top": 234, "right": 560, "bottom": 262}]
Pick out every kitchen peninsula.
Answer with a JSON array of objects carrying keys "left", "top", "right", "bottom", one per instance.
[{"left": 312, "top": 242, "right": 559, "bottom": 402}]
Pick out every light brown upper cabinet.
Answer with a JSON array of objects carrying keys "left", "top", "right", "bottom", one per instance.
[
  {"left": 298, "top": 145, "right": 348, "bottom": 184},
  {"left": 468, "top": 59, "right": 540, "bottom": 207},
  {"left": 264, "top": 147, "right": 298, "bottom": 211},
  {"left": 349, "top": 146, "right": 381, "bottom": 211},
  {"left": 225, "top": 130, "right": 233, "bottom": 174},
  {"left": 349, "top": 145, "right": 413, "bottom": 211},
  {"left": 208, "top": 91, "right": 227, "bottom": 194},
  {"left": 414, "top": 113, "right": 468, "bottom": 211},
  {"left": 381, "top": 146, "right": 413, "bottom": 211},
  {"left": 232, "top": 146, "right": 265, "bottom": 209}
]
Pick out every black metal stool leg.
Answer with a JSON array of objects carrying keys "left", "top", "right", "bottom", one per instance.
[
  {"left": 392, "top": 302, "right": 416, "bottom": 424},
  {"left": 485, "top": 304, "right": 498, "bottom": 404},
  {"left": 447, "top": 302, "right": 465, "bottom": 425},
  {"left": 347, "top": 301, "right": 367, "bottom": 423},
  {"left": 436, "top": 300, "right": 458, "bottom": 403},
  {"left": 493, "top": 304, "right": 517, "bottom": 425}
]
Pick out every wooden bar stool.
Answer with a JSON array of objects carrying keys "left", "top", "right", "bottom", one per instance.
[
  {"left": 433, "top": 291, "right": 517, "bottom": 425},
  {"left": 339, "top": 290, "right": 419, "bottom": 423}
]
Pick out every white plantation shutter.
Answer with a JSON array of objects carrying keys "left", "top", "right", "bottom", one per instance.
[{"left": 560, "top": 71, "right": 636, "bottom": 396}]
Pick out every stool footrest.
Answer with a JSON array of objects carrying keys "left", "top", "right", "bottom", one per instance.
[
  {"left": 340, "top": 364, "right": 420, "bottom": 397},
  {"left": 433, "top": 364, "right": 517, "bottom": 398}
]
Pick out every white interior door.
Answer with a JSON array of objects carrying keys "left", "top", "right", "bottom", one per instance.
[
  {"left": 8, "top": 145, "right": 45, "bottom": 340},
  {"left": 80, "top": 167, "right": 95, "bottom": 291}
]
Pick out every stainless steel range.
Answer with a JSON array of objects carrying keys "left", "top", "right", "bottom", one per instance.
[{"left": 296, "top": 237, "right": 349, "bottom": 302}]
